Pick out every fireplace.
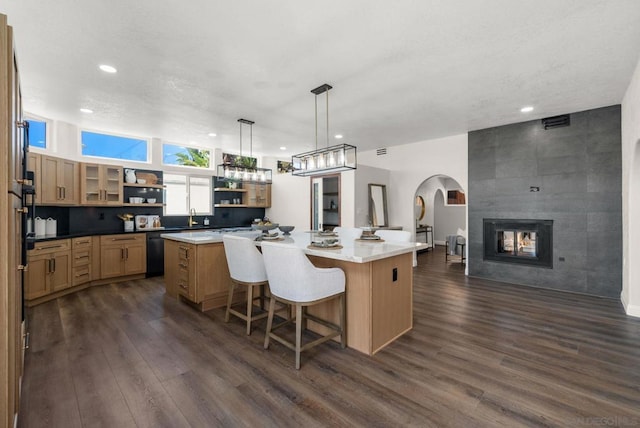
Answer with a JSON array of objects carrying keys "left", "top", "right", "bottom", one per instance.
[{"left": 483, "top": 219, "right": 553, "bottom": 268}]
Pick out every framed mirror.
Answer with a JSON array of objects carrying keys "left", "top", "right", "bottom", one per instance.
[
  {"left": 415, "top": 195, "right": 425, "bottom": 222},
  {"left": 368, "top": 183, "right": 388, "bottom": 227}
]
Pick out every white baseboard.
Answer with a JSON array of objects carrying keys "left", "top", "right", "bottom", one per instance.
[{"left": 621, "top": 292, "right": 640, "bottom": 318}]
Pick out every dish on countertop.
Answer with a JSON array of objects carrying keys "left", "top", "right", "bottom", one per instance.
[
  {"left": 359, "top": 234, "right": 381, "bottom": 240},
  {"left": 317, "top": 231, "right": 337, "bottom": 237}
]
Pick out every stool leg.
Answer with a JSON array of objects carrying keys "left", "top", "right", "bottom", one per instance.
[
  {"left": 340, "top": 293, "right": 346, "bottom": 349},
  {"left": 295, "top": 304, "right": 303, "bottom": 370},
  {"left": 246, "top": 285, "right": 254, "bottom": 335},
  {"left": 264, "top": 296, "right": 276, "bottom": 349},
  {"left": 225, "top": 282, "right": 235, "bottom": 323}
]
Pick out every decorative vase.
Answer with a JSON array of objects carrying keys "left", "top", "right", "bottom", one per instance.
[{"left": 125, "top": 169, "right": 137, "bottom": 183}]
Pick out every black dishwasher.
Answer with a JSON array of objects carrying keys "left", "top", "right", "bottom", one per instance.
[{"left": 146, "top": 231, "right": 165, "bottom": 277}]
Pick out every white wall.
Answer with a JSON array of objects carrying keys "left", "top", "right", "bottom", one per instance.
[
  {"left": 264, "top": 156, "right": 310, "bottom": 231},
  {"left": 358, "top": 134, "right": 468, "bottom": 237},
  {"left": 621, "top": 57, "right": 640, "bottom": 317},
  {"left": 353, "top": 165, "right": 390, "bottom": 227}
]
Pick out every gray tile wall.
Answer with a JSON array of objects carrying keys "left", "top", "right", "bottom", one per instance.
[{"left": 468, "top": 105, "right": 622, "bottom": 298}]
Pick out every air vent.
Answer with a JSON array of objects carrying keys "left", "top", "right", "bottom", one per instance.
[
  {"left": 376, "top": 148, "right": 387, "bottom": 156},
  {"left": 542, "top": 114, "right": 570, "bottom": 129}
]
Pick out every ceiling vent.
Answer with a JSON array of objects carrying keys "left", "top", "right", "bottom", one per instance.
[
  {"left": 541, "top": 114, "right": 570, "bottom": 130},
  {"left": 376, "top": 148, "right": 387, "bottom": 156}
]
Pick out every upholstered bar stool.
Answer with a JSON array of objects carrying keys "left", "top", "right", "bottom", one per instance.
[
  {"left": 261, "top": 242, "right": 346, "bottom": 369},
  {"left": 223, "top": 234, "right": 270, "bottom": 335}
]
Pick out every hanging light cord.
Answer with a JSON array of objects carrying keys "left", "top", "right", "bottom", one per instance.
[
  {"left": 315, "top": 93, "right": 318, "bottom": 152},
  {"left": 326, "top": 88, "right": 329, "bottom": 148}
]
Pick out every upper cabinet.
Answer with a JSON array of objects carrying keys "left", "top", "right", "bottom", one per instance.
[
  {"left": 245, "top": 182, "right": 271, "bottom": 208},
  {"left": 39, "top": 154, "right": 79, "bottom": 205},
  {"left": 80, "top": 163, "right": 123, "bottom": 205}
]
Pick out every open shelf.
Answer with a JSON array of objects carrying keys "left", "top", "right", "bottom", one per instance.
[
  {"left": 214, "top": 188, "right": 247, "bottom": 192},
  {"left": 124, "top": 182, "right": 164, "bottom": 189},
  {"left": 123, "top": 203, "right": 165, "bottom": 207},
  {"left": 214, "top": 204, "right": 248, "bottom": 208}
]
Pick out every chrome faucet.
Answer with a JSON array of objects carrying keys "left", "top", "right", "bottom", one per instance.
[{"left": 188, "top": 208, "right": 198, "bottom": 227}]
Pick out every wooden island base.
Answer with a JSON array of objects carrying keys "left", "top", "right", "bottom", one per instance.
[
  {"left": 163, "top": 233, "right": 416, "bottom": 356},
  {"left": 307, "top": 252, "right": 413, "bottom": 356}
]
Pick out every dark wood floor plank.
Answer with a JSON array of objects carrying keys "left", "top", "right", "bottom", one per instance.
[
  {"left": 110, "top": 360, "right": 191, "bottom": 427},
  {"left": 18, "top": 246, "right": 640, "bottom": 427}
]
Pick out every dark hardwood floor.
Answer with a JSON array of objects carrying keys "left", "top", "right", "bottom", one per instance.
[{"left": 19, "top": 246, "right": 640, "bottom": 427}]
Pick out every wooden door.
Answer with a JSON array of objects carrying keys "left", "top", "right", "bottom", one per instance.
[
  {"left": 124, "top": 242, "right": 146, "bottom": 275},
  {"left": 50, "top": 252, "right": 72, "bottom": 292},
  {"left": 24, "top": 253, "right": 49, "bottom": 300},
  {"left": 40, "top": 155, "right": 60, "bottom": 204},
  {"left": 80, "top": 163, "right": 101, "bottom": 204},
  {"left": 102, "top": 165, "right": 123, "bottom": 205},
  {"left": 59, "top": 158, "right": 78, "bottom": 204},
  {"left": 100, "top": 245, "right": 124, "bottom": 278},
  {"left": 163, "top": 239, "right": 179, "bottom": 298}
]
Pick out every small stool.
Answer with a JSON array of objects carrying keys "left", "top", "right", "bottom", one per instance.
[{"left": 445, "top": 235, "right": 466, "bottom": 265}]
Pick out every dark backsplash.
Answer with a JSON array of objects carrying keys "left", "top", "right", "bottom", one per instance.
[{"left": 33, "top": 205, "right": 265, "bottom": 235}]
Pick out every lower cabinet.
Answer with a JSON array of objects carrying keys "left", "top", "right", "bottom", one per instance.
[
  {"left": 25, "top": 239, "right": 72, "bottom": 300},
  {"left": 164, "top": 239, "right": 233, "bottom": 310},
  {"left": 72, "top": 236, "right": 93, "bottom": 286},
  {"left": 100, "top": 233, "right": 146, "bottom": 279}
]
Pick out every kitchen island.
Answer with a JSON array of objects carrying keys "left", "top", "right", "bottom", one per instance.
[{"left": 162, "top": 230, "right": 424, "bottom": 355}]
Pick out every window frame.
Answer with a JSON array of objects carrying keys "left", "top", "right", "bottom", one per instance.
[
  {"left": 163, "top": 172, "right": 213, "bottom": 216},
  {"left": 24, "top": 113, "right": 52, "bottom": 152},
  {"left": 79, "top": 127, "right": 151, "bottom": 164},
  {"left": 162, "top": 142, "right": 212, "bottom": 170}
]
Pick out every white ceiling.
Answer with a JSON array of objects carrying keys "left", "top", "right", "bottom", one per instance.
[{"left": 3, "top": 0, "right": 640, "bottom": 158}]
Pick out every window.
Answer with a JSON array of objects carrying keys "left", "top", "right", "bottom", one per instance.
[
  {"left": 81, "top": 130, "right": 148, "bottom": 162},
  {"left": 164, "top": 173, "right": 212, "bottom": 215},
  {"left": 163, "top": 143, "right": 210, "bottom": 168},
  {"left": 25, "top": 118, "right": 47, "bottom": 149}
]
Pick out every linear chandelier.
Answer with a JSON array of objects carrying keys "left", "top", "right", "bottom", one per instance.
[
  {"left": 292, "top": 84, "right": 357, "bottom": 176},
  {"left": 217, "top": 118, "right": 272, "bottom": 183}
]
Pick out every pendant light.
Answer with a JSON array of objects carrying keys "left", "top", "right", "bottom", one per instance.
[
  {"left": 217, "top": 119, "right": 272, "bottom": 183},
  {"left": 291, "top": 84, "right": 357, "bottom": 176}
]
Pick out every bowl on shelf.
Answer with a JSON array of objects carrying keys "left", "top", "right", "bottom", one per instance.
[
  {"left": 147, "top": 198, "right": 157, "bottom": 204},
  {"left": 129, "top": 197, "right": 144, "bottom": 204},
  {"left": 278, "top": 225, "right": 295, "bottom": 235}
]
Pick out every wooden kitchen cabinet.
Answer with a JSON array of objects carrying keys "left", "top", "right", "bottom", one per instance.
[
  {"left": 72, "top": 236, "right": 93, "bottom": 286},
  {"left": 24, "top": 239, "right": 72, "bottom": 300},
  {"left": 40, "top": 154, "right": 79, "bottom": 205},
  {"left": 80, "top": 163, "right": 123, "bottom": 205},
  {"left": 100, "top": 233, "right": 146, "bottom": 279},
  {"left": 164, "top": 239, "right": 233, "bottom": 310},
  {"left": 244, "top": 182, "right": 271, "bottom": 207}
]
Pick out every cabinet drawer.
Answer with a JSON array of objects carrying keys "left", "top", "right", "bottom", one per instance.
[
  {"left": 32, "top": 239, "right": 71, "bottom": 255},
  {"left": 72, "top": 265, "right": 91, "bottom": 286},
  {"left": 100, "top": 233, "right": 145, "bottom": 246},
  {"left": 72, "top": 236, "right": 93, "bottom": 249},
  {"left": 73, "top": 249, "right": 91, "bottom": 267}
]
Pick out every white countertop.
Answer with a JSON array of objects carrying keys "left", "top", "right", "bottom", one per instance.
[{"left": 161, "top": 230, "right": 425, "bottom": 264}]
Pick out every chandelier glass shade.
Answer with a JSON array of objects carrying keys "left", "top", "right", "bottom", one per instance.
[{"left": 291, "top": 84, "right": 357, "bottom": 177}]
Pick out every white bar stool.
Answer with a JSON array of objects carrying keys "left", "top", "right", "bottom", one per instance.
[
  {"left": 261, "top": 242, "right": 346, "bottom": 369},
  {"left": 222, "top": 235, "right": 270, "bottom": 335}
]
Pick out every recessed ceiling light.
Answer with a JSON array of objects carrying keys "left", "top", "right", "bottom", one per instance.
[
  {"left": 520, "top": 106, "right": 534, "bottom": 113},
  {"left": 280, "top": 146, "right": 287, "bottom": 150},
  {"left": 99, "top": 64, "right": 117, "bottom": 73},
  {"left": 334, "top": 134, "right": 343, "bottom": 139},
  {"left": 208, "top": 133, "right": 217, "bottom": 137},
  {"left": 80, "top": 108, "right": 93, "bottom": 114}
]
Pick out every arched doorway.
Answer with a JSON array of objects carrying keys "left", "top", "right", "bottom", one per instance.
[{"left": 414, "top": 175, "right": 466, "bottom": 245}]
